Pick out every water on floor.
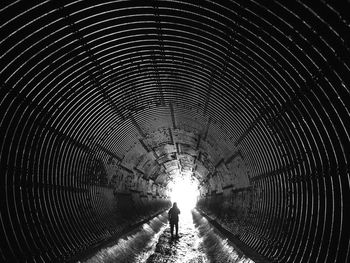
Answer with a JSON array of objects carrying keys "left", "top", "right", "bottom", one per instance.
[{"left": 80, "top": 209, "right": 255, "bottom": 263}]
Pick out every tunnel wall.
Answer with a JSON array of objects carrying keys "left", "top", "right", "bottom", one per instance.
[
  {"left": 0, "top": 162, "right": 170, "bottom": 262},
  {"left": 1, "top": 1, "right": 350, "bottom": 262},
  {"left": 197, "top": 131, "right": 349, "bottom": 263},
  {"left": 0, "top": 133, "right": 170, "bottom": 262}
]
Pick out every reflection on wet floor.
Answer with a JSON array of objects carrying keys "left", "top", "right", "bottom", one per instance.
[
  {"left": 81, "top": 209, "right": 255, "bottom": 263},
  {"left": 146, "top": 210, "right": 207, "bottom": 263}
]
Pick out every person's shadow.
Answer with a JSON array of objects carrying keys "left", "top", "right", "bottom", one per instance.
[
  {"left": 169, "top": 237, "right": 180, "bottom": 245},
  {"left": 168, "top": 230, "right": 181, "bottom": 244}
]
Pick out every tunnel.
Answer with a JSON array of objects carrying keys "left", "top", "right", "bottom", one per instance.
[{"left": 0, "top": 0, "right": 349, "bottom": 262}]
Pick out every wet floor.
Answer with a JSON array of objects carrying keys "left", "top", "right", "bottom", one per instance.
[
  {"left": 145, "top": 210, "right": 207, "bottom": 263},
  {"left": 81, "top": 209, "right": 255, "bottom": 263}
]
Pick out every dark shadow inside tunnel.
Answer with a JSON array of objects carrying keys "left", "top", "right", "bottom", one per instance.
[{"left": 1, "top": 0, "right": 350, "bottom": 262}]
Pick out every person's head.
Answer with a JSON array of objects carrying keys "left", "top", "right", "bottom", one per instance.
[{"left": 173, "top": 202, "right": 177, "bottom": 207}]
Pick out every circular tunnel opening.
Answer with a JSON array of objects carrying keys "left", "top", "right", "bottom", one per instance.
[{"left": 168, "top": 172, "right": 200, "bottom": 212}]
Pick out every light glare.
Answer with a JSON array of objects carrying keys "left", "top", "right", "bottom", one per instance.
[{"left": 169, "top": 175, "right": 199, "bottom": 212}]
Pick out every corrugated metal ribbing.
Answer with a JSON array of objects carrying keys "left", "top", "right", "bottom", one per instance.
[{"left": 0, "top": 0, "right": 349, "bottom": 262}]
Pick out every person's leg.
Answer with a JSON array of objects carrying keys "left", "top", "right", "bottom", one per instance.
[
  {"left": 170, "top": 222, "right": 174, "bottom": 238},
  {"left": 175, "top": 222, "right": 178, "bottom": 237}
]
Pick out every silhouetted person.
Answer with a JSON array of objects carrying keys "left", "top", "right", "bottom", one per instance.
[{"left": 168, "top": 202, "right": 180, "bottom": 238}]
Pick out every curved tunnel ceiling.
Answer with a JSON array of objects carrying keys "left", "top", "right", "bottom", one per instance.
[{"left": 0, "top": 0, "right": 349, "bottom": 262}]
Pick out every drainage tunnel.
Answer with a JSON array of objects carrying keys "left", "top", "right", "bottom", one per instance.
[{"left": 0, "top": 1, "right": 349, "bottom": 262}]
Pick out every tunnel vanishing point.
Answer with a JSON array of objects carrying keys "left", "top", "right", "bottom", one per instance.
[{"left": 0, "top": 1, "right": 349, "bottom": 262}]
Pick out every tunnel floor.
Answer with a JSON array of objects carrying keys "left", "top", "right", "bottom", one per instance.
[{"left": 80, "top": 209, "right": 255, "bottom": 263}]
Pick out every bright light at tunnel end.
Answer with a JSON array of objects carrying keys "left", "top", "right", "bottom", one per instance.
[{"left": 168, "top": 174, "right": 200, "bottom": 212}]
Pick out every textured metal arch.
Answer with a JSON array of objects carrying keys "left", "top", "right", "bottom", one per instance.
[{"left": 1, "top": 0, "right": 349, "bottom": 262}]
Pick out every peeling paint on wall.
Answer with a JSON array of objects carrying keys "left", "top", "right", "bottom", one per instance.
[
  {"left": 143, "top": 128, "right": 172, "bottom": 148},
  {"left": 173, "top": 129, "right": 197, "bottom": 145},
  {"left": 122, "top": 142, "right": 147, "bottom": 170},
  {"left": 226, "top": 155, "right": 250, "bottom": 189}
]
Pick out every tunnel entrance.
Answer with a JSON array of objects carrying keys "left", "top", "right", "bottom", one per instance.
[{"left": 168, "top": 173, "right": 200, "bottom": 212}]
